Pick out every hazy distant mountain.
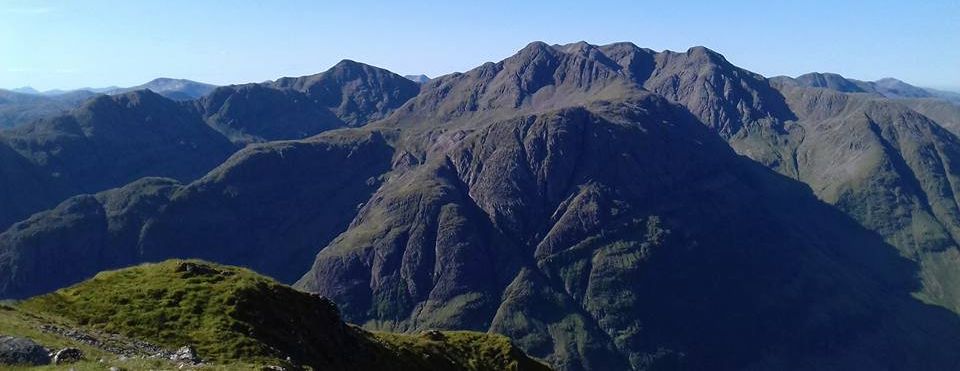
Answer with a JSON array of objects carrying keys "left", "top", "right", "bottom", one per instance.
[
  {"left": 6, "top": 42, "right": 960, "bottom": 371},
  {"left": 779, "top": 72, "right": 960, "bottom": 102},
  {"left": 108, "top": 78, "right": 217, "bottom": 101},
  {"left": 0, "top": 89, "right": 95, "bottom": 129},
  {"left": 10, "top": 87, "right": 40, "bottom": 95},
  {"left": 926, "top": 87, "right": 960, "bottom": 104},
  {"left": 774, "top": 72, "right": 960, "bottom": 136},
  {"left": 0, "top": 79, "right": 213, "bottom": 128},
  {"left": 404, "top": 74, "right": 431, "bottom": 84},
  {"left": 11, "top": 86, "right": 119, "bottom": 96}
]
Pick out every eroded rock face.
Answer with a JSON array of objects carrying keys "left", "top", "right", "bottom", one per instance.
[{"left": 0, "top": 335, "right": 50, "bottom": 365}]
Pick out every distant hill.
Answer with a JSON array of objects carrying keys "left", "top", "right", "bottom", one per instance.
[
  {"left": 0, "top": 89, "right": 95, "bottom": 129},
  {"left": 777, "top": 72, "right": 960, "bottom": 103},
  {"left": 106, "top": 78, "right": 217, "bottom": 101}
]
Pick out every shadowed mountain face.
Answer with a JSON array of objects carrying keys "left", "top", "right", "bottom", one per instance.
[
  {"left": 0, "top": 91, "right": 235, "bottom": 229},
  {"left": 3, "top": 42, "right": 960, "bottom": 371},
  {"left": 0, "top": 61, "right": 419, "bottom": 231},
  {"left": 766, "top": 78, "right": 960, "bottom": 313},
  {"left": 199, "top": 60, "right": 421, "bottom": 144},
  {"left": 0, "top": 131, "right": 393, "bottom": 297}
]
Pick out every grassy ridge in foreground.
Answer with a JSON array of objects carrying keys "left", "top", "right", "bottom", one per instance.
[{"left": 16, "top": 260, "right": 549, "bottom": 370}]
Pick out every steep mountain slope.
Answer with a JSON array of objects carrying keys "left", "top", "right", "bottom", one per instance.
[
  {"left": 200, "top": 60, "right": 420, "bottom": 144},
  {"left": 0, "top": 177, "right": 181, "bottom": 298},
  {"left": 295, "top": 48, "right": 960, "bottom": 367},
  {"left": 15, "top": 260, "right": 549, "bottom": 370},
  {"left": 0, "top": 141, "right": 70, "bottom": 233},
  {"left": 898, "top": 98, "right": 960, "bottom": 135},
  {"left": 0, "top": 89, "right": 94, "bottom": 129},
  {"left": 3, "top": 91, "right": 234, "bottom": 192},
  {"left": 0, "top": 131, "right": 393, "bottom": 297},
  {"left": 0, "top": 90, "right": 235, "bottom": 229},
  {"left": 136, "top": 130, "right": 394, "bottom": 282},
  {"left": 0, "top": 61, "right": 419, "bottom": 231},
  {"left": 766, "top": 81, "right": 960, "bottom": 313}
]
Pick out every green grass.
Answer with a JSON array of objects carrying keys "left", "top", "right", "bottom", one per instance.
[
  {"left": 10, "top": 259, "right": 551, "bottom": 370},
  {"left": 373, "top": 331, "right": 550, "bottom": 371},
  {"left": 21, "top": 260, "right": 299, "bottom": 366}
]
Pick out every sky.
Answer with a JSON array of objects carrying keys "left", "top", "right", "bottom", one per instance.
[{"left": 1, "top": 0, "right": 958, "bottom": 91}]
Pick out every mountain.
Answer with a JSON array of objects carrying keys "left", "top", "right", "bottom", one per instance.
[
  {"left": 5, "top": 42, "right": 960, "bottom": 370},
  {"left": 0, "top": 90, "right": 235, "bottom": 229},
  {"left": 198, "top": 59, "right": 420, "bottom": 144},
  {"left": 0, "top": 79, "right": 213, "bottom": 129},
  {"left": 405, "top": 74, "right": 431, "bottom": 84},
  {"left": 9, "top": 260, "right": 549, "bottom": 370},
  {"left": 774, "top": 72, "right": 960, "bottom": 137},
  {"left": 780, "top": 73, "right": 943, "bottom": 99},
  {"left": 108, "top": 78, "right": 217, "bottom": 101},
  {"left": 0, "top": 89, "right": 95, "bottom": 129},
  {"left": 10, "top": 87, "right": 40, "bottom": 95},
  {"left": 926, "top": 87, "right": 960, "bottom": 104},
  {"left": 9, "top": 86, "right": 120, "bottom": 96},
  {"left": 297, "top": 42, "right": 960, "bottom": 370},
  {"left": 0, "top": 61, "right": 419, "bottom": 231}
]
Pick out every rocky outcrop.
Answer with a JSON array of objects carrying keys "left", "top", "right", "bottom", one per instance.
[
  {"left": 0, "top": 335, "right": 50, "bottom": 365},
  {"left": 51, "top": 347, "right": 83, "bottom": 364}
]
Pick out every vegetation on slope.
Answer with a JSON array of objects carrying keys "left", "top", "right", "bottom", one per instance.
[{"left": 16, "top": 260, "right": 548, "bottom": 370}]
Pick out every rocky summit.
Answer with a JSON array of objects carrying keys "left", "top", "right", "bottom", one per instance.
[{"left": 1, "top": 40, "right": 960, "bottom": 370}]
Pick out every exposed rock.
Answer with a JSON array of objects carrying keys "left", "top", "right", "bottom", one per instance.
[
  {"left": 421, "top": 330, "right": 446, "bottom": 341},
  {"left": 171, "top": 345, "right": 201, "bottom": 364},
  {"left": 52, "top": 347, "right": 83, "bottom": 364},
  {"left": 0, "top": 335, "right": 50, "bottom": 365},
  {"left": 175, "top": 261, "right": 221, "bottom": 277}
]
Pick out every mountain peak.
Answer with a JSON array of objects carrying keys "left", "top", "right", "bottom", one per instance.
[
  {"left": 520, "top": 40, "right": 552, "bottom": 52},
  {"left": 331, "top": 59, "right": 365, "bottom": 71},
  {"left": 404, "top": 74, "right": 430, "bottom": 84},
  {"left": 794, "top": 72, "right": 868, "bottom": 93},
  {"left": 11, "top": 87, "right": 40, "bottom": 95},
  {"left": 685, "top": 45, "right": 727, "bottom": 63}
]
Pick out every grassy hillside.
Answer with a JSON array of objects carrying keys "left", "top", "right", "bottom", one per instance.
[{"left": 9, "top": 260, "right": 549, "bottom": 370}]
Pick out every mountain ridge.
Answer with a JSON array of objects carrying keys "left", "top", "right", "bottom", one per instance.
[{"left": 3, "top": 41, "right": 960, "bottom": 371}]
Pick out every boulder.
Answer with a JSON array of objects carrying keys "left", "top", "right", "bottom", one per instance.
[
  {"left": 421, "top": 329, "right": 446, "bottom": 341},
  {"left": 0, "top": 335, "right": 50, "bottom": 365},
  {"left": 171, "top": 345, "right": 201, "bottom": 364},
  {"left": 52, "top": 347, "right": 83, "bottom": 364}
]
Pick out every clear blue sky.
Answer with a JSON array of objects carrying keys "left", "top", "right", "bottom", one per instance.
[{"left": 1, "top": 0, "right": 958, "bottom": 91}]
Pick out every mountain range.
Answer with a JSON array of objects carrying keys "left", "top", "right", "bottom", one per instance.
[
  {"left": 2, "top": 41, "right": 960, "bottom": 370},
  {"left": 0, "top": 78, "right": 217, "bottom": 129}
]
